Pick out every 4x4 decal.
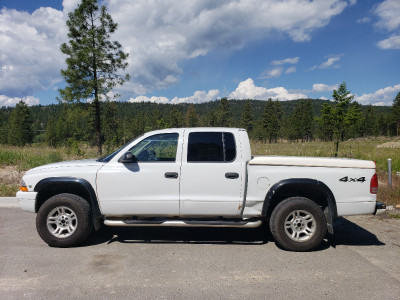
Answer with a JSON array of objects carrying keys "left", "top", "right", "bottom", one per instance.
[{"left": 339, "top": 176, "right": 366, "bottom": 183}]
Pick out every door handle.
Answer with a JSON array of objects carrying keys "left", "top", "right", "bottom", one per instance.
[
  {"left": 225, "top": 172, "right": 239, "bottom": 179},
  {"left": 165, "top": 172, "right": 179, "bottom": 179}
]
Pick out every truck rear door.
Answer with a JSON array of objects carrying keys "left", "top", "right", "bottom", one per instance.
[{"left": 179, "top": 130, "right": 245, "bottom": 217}]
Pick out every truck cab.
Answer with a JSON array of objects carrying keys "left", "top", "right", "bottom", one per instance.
[{"left": 96, "top": 128, "right": 250, "bottom": 217}]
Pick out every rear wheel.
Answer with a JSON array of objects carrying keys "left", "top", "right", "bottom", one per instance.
[
  {"left": 270, "top": 197, "right": 327, "bottom": 252},
  {"left": 36, "top": 193, "right": 93, "bottom": 247}
]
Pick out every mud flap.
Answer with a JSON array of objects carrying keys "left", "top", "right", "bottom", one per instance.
[{"left": 324, "top": 206, "right": 334, "bottom": 234}]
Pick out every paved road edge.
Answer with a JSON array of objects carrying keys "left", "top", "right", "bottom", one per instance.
[{"left": 0, "top": 197, "right": 19, "bottom": 208}]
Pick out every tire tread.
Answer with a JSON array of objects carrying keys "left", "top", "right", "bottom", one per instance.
[
  {"left": 269, "top": 197, "right": 327, "bottom": 252},
  {"left": 36, "top": 193, "right": 92, "bottom": 247}
]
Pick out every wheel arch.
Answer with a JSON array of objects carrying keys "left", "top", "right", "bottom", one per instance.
[
  {"left": 262, "top": 178, "right": 337, "bottom": 234},
  {"left": 34, "top": 177, "right": 102, "bottom": 230}
]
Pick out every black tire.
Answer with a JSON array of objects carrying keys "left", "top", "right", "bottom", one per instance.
[
  {"left": 36, "top": 193, "right": 93, "bottom": 247},
  {"left": 269, "top": 197, "right": 327, "bottom": 252}
]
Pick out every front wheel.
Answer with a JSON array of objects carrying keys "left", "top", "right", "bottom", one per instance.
[
  {"left": 269, "top": 197, "right": 327, "bottom": 252},
  {"left": 36, "top": 193, "right": 93, "bottom": 247}
]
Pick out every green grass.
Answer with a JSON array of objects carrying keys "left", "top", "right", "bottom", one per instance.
[
  {"left": 0, "top": 144, "right": 97, "bottom": 171},
  {"left": 388, "top": 213, "right": 400, "bottom": 219},
  {"left": 250, "top": 138, "right": 400, "bottom": 173},
  {"left": 1, "top": 139, "right": 399, "bottom": 206},
  {"left": 0, "top": 183, "right": 19, "bottom": 197}
]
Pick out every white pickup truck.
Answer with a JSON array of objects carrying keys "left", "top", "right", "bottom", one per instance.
[{"left": 17, "top": 127, "right": 385, "bottom": 251}]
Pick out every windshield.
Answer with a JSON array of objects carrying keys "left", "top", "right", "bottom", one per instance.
[{"left": 97, "top": 135, "right": 143, "bottom": 162}]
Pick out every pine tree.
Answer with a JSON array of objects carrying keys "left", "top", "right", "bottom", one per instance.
[
  {"left": 167, "top": 108, "right": 184, "bottom": 128},
  {"left": 318, "top": 104, "right": 334, "bottom": 141},
  {"left": 185, "top": 104, "right": 199, "bottom": 127},
  {"left": 45, "top": 118, "right": 57, "bottom": 147},
  {"left": 59, "top": 0, "right": 129, "bottom": 155},
  {"left": 8, "top": 100, "right": 33, "bottom": 146},
  {"left": 290, "top": 99, "right": 314, "bottom": 142},
  {"left": 262, "top": 99, "right": 283, "bottom": 143},
  {"left": 359, "top": 105, "right": 376, "bottom": 137},
  {"left": 240, "top": 100, "right": 253, "bottom": 132},
  {"left": 392, "top": 92, "right": 400, "bottom": 136},
  {"left": 320, "top": 82, "right": 360, "bottom": 156},
  {"left": 215, "top": 98, "right": 233, "bottom": 126},
  {"left": 102, "top": 101, "right": 120, "bottom": 149}
]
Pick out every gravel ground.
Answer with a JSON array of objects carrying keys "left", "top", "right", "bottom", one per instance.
[{"left": 1, "top": 207, "right": 399, "bottom": 299}]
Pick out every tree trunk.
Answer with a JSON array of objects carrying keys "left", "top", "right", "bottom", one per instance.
[
  {"left": 334, "top": 139, "right": 339, "bottom": 157},
  {"left": 94, "top": 98, "right": 102, "bottom": 156},
  {"left": 91, "top": 11, "right": 102, "bottom": 156}
]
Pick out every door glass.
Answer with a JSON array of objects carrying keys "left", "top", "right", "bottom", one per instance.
[
  {"left": 129, "top": 133, "right": 178, "bottom": 162},
  {"left": 223, "top": 132, "right": 236, "bottom": 161},
  {"left": 187, "top": 132, "right": 236, "bottom": 162}
]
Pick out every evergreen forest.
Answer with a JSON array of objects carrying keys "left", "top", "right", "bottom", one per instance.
[{"left": 0, "top": 97, "right": 397, "bottom": 153}]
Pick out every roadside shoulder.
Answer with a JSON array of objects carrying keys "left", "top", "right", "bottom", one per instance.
[{"left": 0, "top": 197, "right": 19, "bottom": 208}]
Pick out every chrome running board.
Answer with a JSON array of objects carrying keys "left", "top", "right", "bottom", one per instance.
[{"left": 104, "top": 219, "right": 262, "bottom": 228}]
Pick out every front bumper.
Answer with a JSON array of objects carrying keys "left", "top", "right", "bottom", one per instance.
[
  {"left": 374, "top": 201, "right": 386, "bottom": 216},
  {"left": 16, "top": 191, "right": 37, "bottom": 213}
]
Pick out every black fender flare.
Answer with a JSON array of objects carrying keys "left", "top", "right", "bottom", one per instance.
[
  {"left": 34, "top": 177, "right": 102, "bottom": 230},
  {"left": 262, "top": 178, "right": 337, "bottom": 234}
]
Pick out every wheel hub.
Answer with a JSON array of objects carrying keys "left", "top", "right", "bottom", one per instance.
[
  {"left": 46, "top": 206, "right": 78, "bottom": 238},
  {"left": 293, "top": 218, "right": 306, "bottom": 231},
  {"left": 58, "top": 215, "right": 70, "bottom": 227},
  {"left": 284, "top": 210, "right": 316, "bottom": 242}
]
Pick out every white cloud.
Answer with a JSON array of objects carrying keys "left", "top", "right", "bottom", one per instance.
[
  {"left": 229, "top": 78, "right": 307, "bottom": 101},
  {"left": 171, "top": 89, "right": 220, "bottom": 104},
  {"left": 320, "top": 56, "right": 341, "bottom": 68},
  {"left": 374, "top": 0, "right": 400, "bottom": 32},
  {"left": 357, "top": 17, "right": 370, "bottom": 24},
  {"left": 95, "top": 0, "right": 351, "bottom": 95},
  {"left": 377, "top": 35, "right": 400, "bottom": 50},
  {"left": 128, "top": 89, "right": 220, "bottom": 104},
  {"left": 261, "top": 56, "right": 299, "bottom": 78},
  {"left": 285, "top": 67, "right": 296, "bottom": 74},
  {"left": 354, "top": 83, "right": 400, "bottom": 105},
  {"left": 0, "top": 0, "right": 353, "bottom": 100},
  {"left": 374, "top": 0, "right": 400, "bottom": 51},
  {"left": 0, "top": 7, "right": 66, "bottom": 97},
  {"left": 0, "top": 95, "right": 39, "bottom": 107},
  {"left": 62, "top": 0, "right": 81, "bottom": 13},
  {"left": 308, "top": 55, "right": 342, "bottom": 70},
  {"left": 312, "top": 83, "right": 339, "bottom": 92},
  {"left": 128, "top": 96, "right": 170, "bottom": 104},
  {"left": 260, "top": 67, "right": 284, "bottom": 79},
  {"left": 271, "top": 57, "right": 299, "bottom": 65}
]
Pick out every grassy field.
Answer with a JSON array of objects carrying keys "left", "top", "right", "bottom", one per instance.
[{"left": 0, "top": 138, "right": 399, "bottom": 206}]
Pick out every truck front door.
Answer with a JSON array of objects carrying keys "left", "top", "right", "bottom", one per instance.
[{"left": 96, "top": 132, "right": 182, "bottom": 216}]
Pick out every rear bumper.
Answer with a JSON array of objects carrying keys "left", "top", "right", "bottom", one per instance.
[{"left": 374, "top": 201, "right": 386, "bottom": 216}]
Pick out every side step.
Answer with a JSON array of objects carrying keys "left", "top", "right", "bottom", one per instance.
[{"left": 104, "top": 219, "right": 262, "bottom": 228}]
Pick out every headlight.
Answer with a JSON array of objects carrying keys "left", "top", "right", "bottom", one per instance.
[{"left": 19, "top": 179, "right": 28, "bottom": 192}]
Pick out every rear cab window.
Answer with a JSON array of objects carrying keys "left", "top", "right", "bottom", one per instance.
[{"left": 187, "top": 132, "right": 236, "bottom": 162}]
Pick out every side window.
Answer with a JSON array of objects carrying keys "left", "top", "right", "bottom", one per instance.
[
  {"left": 129, "top": 133, "right": 178, "bottom": 162},
  {"left": 224, "top": 132, "right": 236, "bottom": 161},
  {"left": 187, "top": 132, "right": 236, "bottom": 162}
]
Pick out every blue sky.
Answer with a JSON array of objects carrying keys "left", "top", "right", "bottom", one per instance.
[{"left": 0, "top": 0, "right": 399, "bottom": 106}]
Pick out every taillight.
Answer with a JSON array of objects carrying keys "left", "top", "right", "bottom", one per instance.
[{"left": 370, "top": 173, "right": 378, "bottom": 194}]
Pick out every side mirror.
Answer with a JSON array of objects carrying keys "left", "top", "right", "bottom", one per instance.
[{"left": 118, "top": 152, "right": 137, "bottom": 163}]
